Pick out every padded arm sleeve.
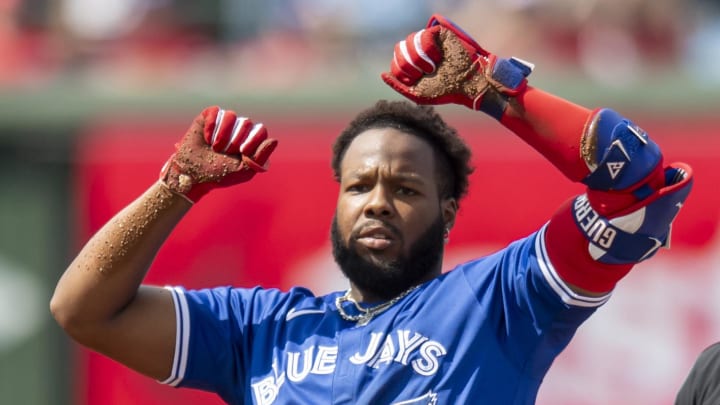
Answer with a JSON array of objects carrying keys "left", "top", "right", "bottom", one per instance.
[{"left": 492, "top": 84, "right": 694, "bottom": 293}]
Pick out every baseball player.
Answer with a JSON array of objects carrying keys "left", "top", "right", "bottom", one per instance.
[
  {"left": 51, "top": 14, "right": 693, "bottom": 404},
  {"left": 676, "top": 342, "right": 720, "bottom": 404}
]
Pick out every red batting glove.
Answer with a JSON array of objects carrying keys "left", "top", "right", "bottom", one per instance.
[
  {"left": 160, "top": 106, "right": 278, "bottom": 202},
  {"left": 381, "top": 14, "right": 533, "bottom": 113}
]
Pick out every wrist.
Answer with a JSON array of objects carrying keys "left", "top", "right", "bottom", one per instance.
[
  {"left": 474, "top": 57, "right": 533, "bottom": 116},
  {"left": 158, "top": 158, "right": 200, "bottom": 204},
  {"left": 474, "top": 87, "right": 507, "bottom": 118},
  {"left": 157, "top": 179, "right": 195, "bottom": 205}
]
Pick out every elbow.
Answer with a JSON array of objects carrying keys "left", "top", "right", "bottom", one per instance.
[
  {"left": 50, "top": 286, "right": 120, "bottom": 348},
  {"left": 49, "top": 291, "right": 90, "bottom": 342},
  {"left": 49, "top": 291, "right": 74, "bottom": 333}
]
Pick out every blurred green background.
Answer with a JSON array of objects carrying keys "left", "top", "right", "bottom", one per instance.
[{"left": 1, "top": 0, "right": 719, "bottom": 404}]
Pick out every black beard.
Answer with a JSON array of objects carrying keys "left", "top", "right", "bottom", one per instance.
[{"left": 331, "top": 214, "right": 445, "bottom": 301}]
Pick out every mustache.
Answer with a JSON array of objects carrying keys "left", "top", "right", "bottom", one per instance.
[{"left": 350, "top": 220, "right": 402, "bottom": 240}]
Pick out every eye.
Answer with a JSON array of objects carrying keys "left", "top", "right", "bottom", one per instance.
[
  {"left": 396, "top": 186, "right": 418, "bottom": 196},
  {"left": 346, "top": 184, "right": 371, "bottom": 193}
]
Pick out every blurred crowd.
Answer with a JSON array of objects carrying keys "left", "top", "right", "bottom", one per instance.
[{"left": 1, "top": 0, "right": 720, "bottom": 91}]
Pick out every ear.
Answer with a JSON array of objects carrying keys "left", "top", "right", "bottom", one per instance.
[{"left": 441, "top": 198, "right": 458, "bottom": 230}]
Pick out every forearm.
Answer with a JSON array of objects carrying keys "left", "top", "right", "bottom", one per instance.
[
  {"left": 488, "top": 70, "right": 687, "bottom": 294},
  {"left": 382, "top": 14, "right": 693, "bottom": 294},
  {"left": 499, "top": 86, "right": 594, "bottom": 182},
  {"left": 50, "top": 181, "right": 191, "bottom": 335}
]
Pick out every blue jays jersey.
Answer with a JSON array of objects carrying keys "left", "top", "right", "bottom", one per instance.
[{"left": 160, "top": 225, "right": 611, "bottom": 404}]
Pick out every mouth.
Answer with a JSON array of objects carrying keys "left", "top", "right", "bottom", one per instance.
[{"left": 354, "top": 225, "right": 398, "bottom": 251}]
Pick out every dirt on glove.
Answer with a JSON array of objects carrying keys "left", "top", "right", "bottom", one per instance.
[
  {"left": 580, "top": 114, "right": 601, "bottom": 168},
  {"left": 414, "top": 28, "right": 488, "bottom": 100},
  {"left": 162, "top": 117, "right": 239, "bottom": 195}
]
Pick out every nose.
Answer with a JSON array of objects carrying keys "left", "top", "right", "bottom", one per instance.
[{"left": 363, "top": 184, "right": 395, "bottom": 218}]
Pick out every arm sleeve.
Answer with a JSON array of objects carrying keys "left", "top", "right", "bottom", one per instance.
[{"left": 496, "top": 86, "right": 690, "bottom": 293}]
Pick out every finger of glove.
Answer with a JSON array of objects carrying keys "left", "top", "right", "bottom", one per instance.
[
  {"left": 380, "top": 73, "right": 427, "bottom": 104},
  {"left": 208, "top": 109, "right": 242, "bottom": 153},
  {"left": 245, "top": 137, "right": 278, "bottom": 171},
  {"left": 201, "top": 106, "right": 221, "bottom": 144},
  {"left": 403, "top": 28, "right": 442, "bottom": 73},
  {"left": 391, "top": 41, "right": 424, "bottom": 85},
  {"left": 221, "top": 116, "right": 254, "bottom": 154},
  {"left": 390, "top": 29, "right": 442, "bottom": 85},
  {"left": 237, "top": 121, "right": 268, "bottom": 156}
]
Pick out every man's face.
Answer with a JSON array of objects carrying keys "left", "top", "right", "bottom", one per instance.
[{"left": 331, "top": 128, "right": 457, "bottom": 300}]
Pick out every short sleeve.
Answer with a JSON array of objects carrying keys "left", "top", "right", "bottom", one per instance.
[{"left": 160, "top": 285, "right": 289, "bottom": 403}]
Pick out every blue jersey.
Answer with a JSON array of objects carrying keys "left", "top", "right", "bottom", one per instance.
[{"left": 160, "top": 225, "right": 611, "bottom": 404}]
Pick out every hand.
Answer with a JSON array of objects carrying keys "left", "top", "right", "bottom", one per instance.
[
  {"left": 160, "top": 106, "right": 278, "bottom": 202},
  {"left": 381, "top": 14, "right": 534, "bottom": 112}
]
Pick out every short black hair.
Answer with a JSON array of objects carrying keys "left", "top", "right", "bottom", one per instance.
[{"left": 332, "top": 100, "right": 474, "bottom": 204}]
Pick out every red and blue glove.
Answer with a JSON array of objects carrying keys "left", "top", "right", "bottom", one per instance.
[
  {"left": 381, "top": 14, "right": 533, "bottom": 116},
  {"left": 160, "top": 106, "right": 278, "bottom": 203}
]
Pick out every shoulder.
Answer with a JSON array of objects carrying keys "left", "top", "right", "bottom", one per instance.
[
  {"left": 676, "top": 342, "right": 720, "bottom": 405},
  {"left": 694, "top": 342, "right": 720, "bottom": 370},
  {"left": 450, "top": 229, "right": 542, "bottom": 274}
]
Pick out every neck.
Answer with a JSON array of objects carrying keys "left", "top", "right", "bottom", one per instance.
[
  {"left": 349, "top": 268, "right": 441, "bottom": 304},
  {"left": 348, "top": 285, "right": 383, "bottom": 304}
]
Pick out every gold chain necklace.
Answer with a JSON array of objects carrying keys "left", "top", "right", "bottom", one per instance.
[{"left": 335, "top": 284, "right": 420, "bottom": 326}]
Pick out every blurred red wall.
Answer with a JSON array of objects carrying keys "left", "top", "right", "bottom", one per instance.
[{"left": 72, "top": 113, "right": 720, "bottom": 405}]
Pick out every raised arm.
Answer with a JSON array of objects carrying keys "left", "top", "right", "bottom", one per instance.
[
  {"left": 50, "top": 107, "right": 277, "bottom": 380},
  {"left": 381, "top": 14, "right": 693, "bottom": 295}
]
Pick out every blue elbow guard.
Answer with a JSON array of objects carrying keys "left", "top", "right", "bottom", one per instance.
[
  {"left": 581, "top": 108, "right": 662, "bottom": 192},
  {"left": 573, "top": 164, "right": 693, "bottom": 264}
]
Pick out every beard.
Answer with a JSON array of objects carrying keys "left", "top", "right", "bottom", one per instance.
[{"left": 331, "top": 213, "right": 446, "bottom": 301}]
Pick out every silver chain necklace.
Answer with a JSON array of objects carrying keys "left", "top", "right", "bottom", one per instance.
[{"left": 335, "top": 284, "right": 420, "bottom": 326}]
